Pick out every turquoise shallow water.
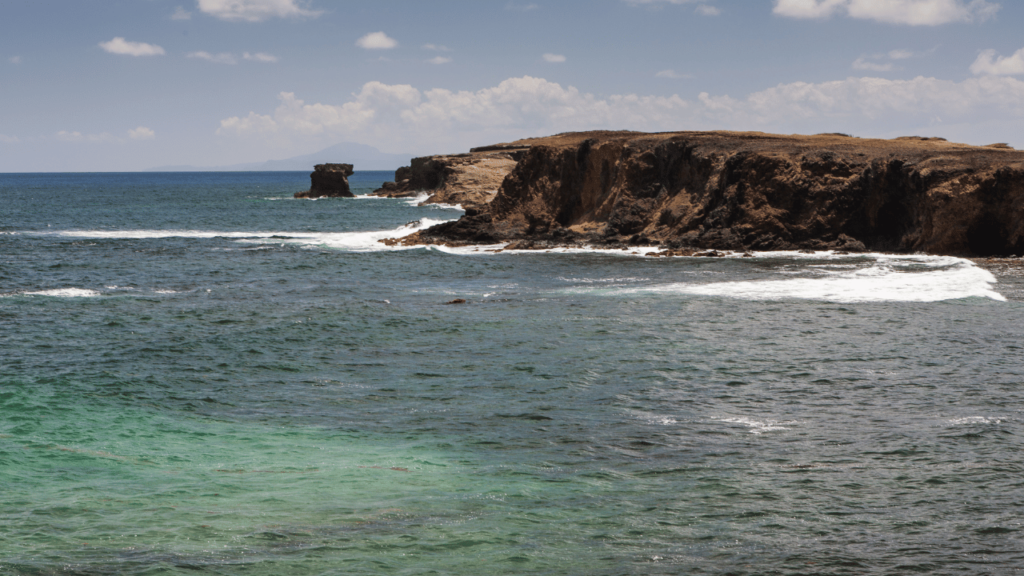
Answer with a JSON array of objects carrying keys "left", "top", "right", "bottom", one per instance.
[{"left": 2, "top": 172, "right": 1024, "bottom": 575}]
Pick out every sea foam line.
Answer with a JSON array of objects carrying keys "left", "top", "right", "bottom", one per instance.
[
  {"left": 580, "top": 254, "right": 1005, "bottom": 303},
  {"left": 23, "top": 218, "right": 450, "bottom": 252}
]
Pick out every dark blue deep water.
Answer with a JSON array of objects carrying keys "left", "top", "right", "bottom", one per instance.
[{"left": 2, "top": 172, "right": 1023, "bottom": 575}]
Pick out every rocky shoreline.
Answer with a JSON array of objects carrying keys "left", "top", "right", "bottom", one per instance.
[{"left": 378, "top": 130, "right": 1024, "bottom": 256}]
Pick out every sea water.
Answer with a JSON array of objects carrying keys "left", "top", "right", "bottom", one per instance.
[{"left": 2, "top": 171, "right": 1023, "bottom": 575}]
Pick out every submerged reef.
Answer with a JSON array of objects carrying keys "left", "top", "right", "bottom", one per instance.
[{"left": 385, "top": 131, "right": 1024, "bottom": 256}]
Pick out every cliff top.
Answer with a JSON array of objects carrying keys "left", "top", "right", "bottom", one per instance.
[{"left": 476, "top": 130, "right": 1021, "bottom": 163}]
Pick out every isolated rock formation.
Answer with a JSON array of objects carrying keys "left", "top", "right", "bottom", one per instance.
[
  {"left": 295, "top": 163, "right": 354, "bottom": 198},
  {"left": 391, "top": 131, "right": 1024, "bottom": 256},
  {"left": 372, "top": 148, "right": 528, "bottom": 211}
]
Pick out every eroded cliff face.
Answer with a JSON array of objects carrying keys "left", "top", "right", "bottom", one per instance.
[
  {"left": 371, "top": 149, "right": 526, "bottom": 210},
  {"left": 399, "top": 131, "right": 1024, "bottom": 256}
]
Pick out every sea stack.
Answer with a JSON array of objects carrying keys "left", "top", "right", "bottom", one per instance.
[{"left": 295, "top": 163, "right": 355, "bottom": 198}]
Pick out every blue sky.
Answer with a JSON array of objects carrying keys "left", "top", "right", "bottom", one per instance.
[{"left": 2, "top": 0, "right": 1023, "bottom": 171}]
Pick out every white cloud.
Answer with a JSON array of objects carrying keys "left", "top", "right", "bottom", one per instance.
[
  {"left": 423, "top": 44, "right": 451, "bottom": 51},
  {"left": 427, "top": 56, "right": 452, "bottom": 65},
  {"left": 56, "top": 130, "right": 117, "bottom": 143},
  {"left": 852, "top": 57, "right": 895, "bottom": 71},
  {"left": 623, "top": 0, "right": 707, "bottom": 4},
  {"left": 171, "top": 6, "right": 191, "bottom": 20},
  {"left": 656, "top": 69, "right": 693, "bottom": 79},
  {"left": 888, "top": 49, "right": 915, "bottom": 59},
  {"left": 188, "top": 51, "right": 237, "bottom": 64},
  {"left": 99, "top": 37, "right": 165, "bottom": 57},
  {"left": 356, "top": 32, "right": 398, "bottom": 50},
  {"left": 0, "top": 134, "right": 18, "bottom": 143},
  {"left": 971, "top": 48, "right": 1024, "bottom": 75},
  {"left": 216, "top": 75, "right": 1024, "bottom": 154},
  {"left": 773, "top": 0, "right": 1000, "bottom": 25},
  {"left": 9, "top": 56, "right": 22, "bottom": 65},
  {"left": 695, "top": 4, "right": 721, "bottom": 15},
  {"left": 244, "top": 51, "right": 279, "bottom": 63},
  {"left": 543, "top": 53, "right": 566, "bottom": 63},
  {"left": 128, "top": 126, "right": 156, "bottom": 140},
  {"left": 196, "top": 0, "right": 319, "bottom": 22}
]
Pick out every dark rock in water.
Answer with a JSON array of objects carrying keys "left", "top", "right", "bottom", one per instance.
[
  {"left": 295, "top": 164, "right": 354, "bottom": 198},
  {"left": 445, "top": 298, "right": 467, "bottom": 305},
  {"left": 390, "top": 130, "right": 1024, "bottom": 256}
]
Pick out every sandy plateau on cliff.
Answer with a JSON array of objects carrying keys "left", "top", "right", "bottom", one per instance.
[{"left": 381, "top": 130, "right": 1024, "bottom": 256}]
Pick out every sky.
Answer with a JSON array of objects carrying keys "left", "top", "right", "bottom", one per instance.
[{"left": 2, "top": 0, "right": 1024, "bottom": 171}]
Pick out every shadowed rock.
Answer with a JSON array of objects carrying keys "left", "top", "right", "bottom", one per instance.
[{"left": 295, "top": 163, "right": 354, "bottom": 198}]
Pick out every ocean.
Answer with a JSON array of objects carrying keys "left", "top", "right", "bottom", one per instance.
[{"left": 2, "top": 171, "right": 1023, "bottom": 575}]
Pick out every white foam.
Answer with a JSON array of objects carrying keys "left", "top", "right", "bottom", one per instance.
[
  {"left": 23, "top": 288, "right": 101, "bottom": 297},
  {"left": 237, "top": 218, "right": 451, "bottom": 252},
  {"left": 606, "top": 255, "right": 1004, "bottom": 303},
  {"left": 23, "top": 219, "right": 450, "bottom": 252},
  {"left": 45, "top": 230, "right": 279, "bottom": 239},
  {"left": 949, "top": 416, "right": 1003, "bottom": 425},
  {"left": 405, "top": 193, "right": 431, "bottom": 206},
  {"left": 716, "top": 416, "right": 796, "bottom": 434}
]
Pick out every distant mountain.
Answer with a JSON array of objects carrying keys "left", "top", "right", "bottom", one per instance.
[{"left": 147, "top": 142, "right": 411, "bottom": 172}]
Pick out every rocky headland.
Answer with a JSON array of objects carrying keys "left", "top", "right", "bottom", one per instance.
[
  {"left": 386, "top": 130, "right": 1024, "bottom": 256},
  {"left": 371, "top": 148, "right": 530, "bottom": 211},
  {"left": 295, "top": 163, "right": 354, "bottom": 198}
]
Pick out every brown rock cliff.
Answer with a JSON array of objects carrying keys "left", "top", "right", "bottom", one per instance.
[
  {"left": 371, "top": 149, "right": 529, "bottom": 211},
  {"left": 396, "top": 131, "right": 1024, "bottom": 256}
]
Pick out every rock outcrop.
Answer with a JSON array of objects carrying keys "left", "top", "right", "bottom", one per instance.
[
  {"left": 371, "top": 148, "right": 528, "bottom": 211},
  {"left": 295, "top": 163, "right": 354, "bottom": 198},
  {"left": 392, "top": 131, "right": 1024, "bottom": 256}
]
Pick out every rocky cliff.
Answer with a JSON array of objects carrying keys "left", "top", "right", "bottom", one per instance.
[
  {"left": 372, "top": 148, "right": 529, "bottom": 210},
  {"left": 393, "top": 131, "right": 1024, "bottom": 256},
  {"left": 295, "top": 163, "right": 354, "bottom": 198}
]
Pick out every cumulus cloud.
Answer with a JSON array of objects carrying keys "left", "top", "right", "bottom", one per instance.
[
  {"left": 128, "top": 126, "right": 156, "bottom": 140},
  {"left": 773, "top": 0, "right": 1000, "bottom": 25},
  {"left": 197, "top": 0, "right": 319, "bottom": 22},
  {"left": 244, "top": 52, "right": 279, "bottom": 63},
  {"left": 623, "top": 0, "right": 708, "bottom": 4},
  {"left": 56, "top": 130, "right": 118, "bottom": 143},
  {"left": 543, "top": 53, "right": 566, "bottom": 63},
  {"left": 356, "top": 32, "right": 398, "bottom": 50},
  {"left": 423, "top": 44, "right": 451, "bottom": 51},
  {"left": 427, "top": 56, "right": 452, "bottom": 65},
  {"left": 216, "top": 75, "right": 1024, "bottom": 154},
  {"left": 695, "top": 4, "right": 721, "bottom": 15},
  {"left": 852, "top": 57, "right": 895, "bottom": 71},
  {"left": 188, "top": 51, "right": 237, "bottom": 64},
  {"left": 99, "top": 37, "right": 165, "bottom": 57},
  {"left": 971, "top": 48, "right": 1024, "bottom": 75},
  {"left": 171, "top": 6, "right": 191, "bottom": 20}
]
